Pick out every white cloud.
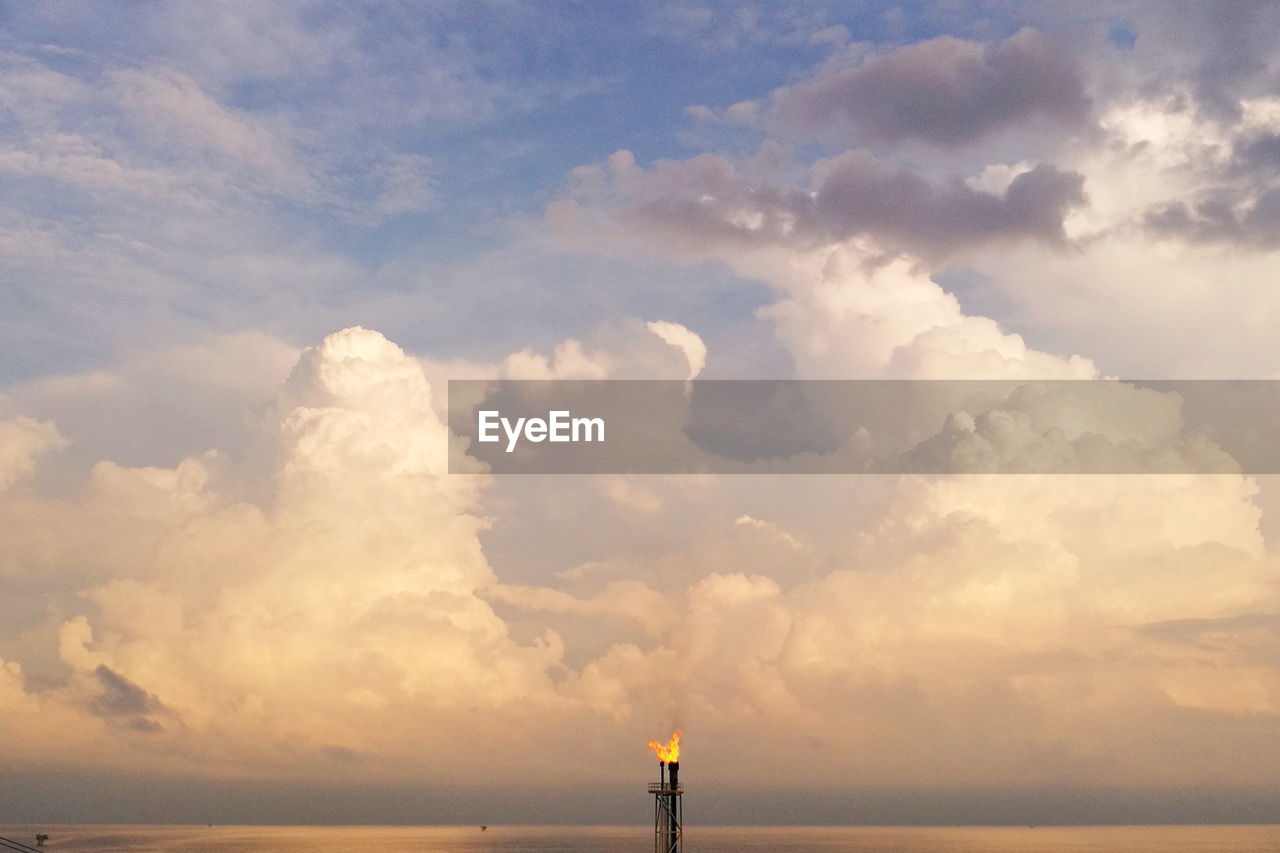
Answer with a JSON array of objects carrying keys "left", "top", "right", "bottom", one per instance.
[
  {"left": 108, "top": 67, "right": 316, "bottom": 197},
  {"left": 0, "top": 416, "right": 66, "bottom": 492},
  {"left": 496, "top": 318, "right": 707, "bottom": 380},
  {"left": 646, "top": 320, "right": 707, "bottom": 380},
  {"left": 2, "top": 326, "right": 1279, "bottom": 793},
  {"left": 0, "top": 328, "right": 573, "bottom": 779},
  {"left": 757, "top": 251, "right": 1098, "bottom": 379},
  {"left": 5, "top": 3, "right": 1280, "bottom": 808}
]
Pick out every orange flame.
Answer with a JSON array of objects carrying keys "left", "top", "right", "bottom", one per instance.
[{"left": 647, "top": 730, "right": 682, "bottom": 763}]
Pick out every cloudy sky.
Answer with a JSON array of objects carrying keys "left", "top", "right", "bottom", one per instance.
[{"left": 4, "top": 0, "right": 1280, "bottom": 826}]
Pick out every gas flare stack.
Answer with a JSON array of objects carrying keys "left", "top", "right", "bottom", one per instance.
[{"left": 647, "top": 731, "right": 683, "bottom": 853}]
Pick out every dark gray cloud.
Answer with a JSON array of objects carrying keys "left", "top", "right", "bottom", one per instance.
[
  {"left": 1135, "top": 613, "right": 1280, "bottom": 666},
  {"left": 91, "top": 664, "right": 167, "bottom": 732},
  {"left": 1178, "top": 0, "right": 1279, "bottom": 121},
  {"left": 1124, "top": 6, "right": 1280, "bottom": 253},
  {"left": 812, "top": 154, "right": 1086, "bottom": 256},
  {"left": 1145, "top": 188, "right": 1280, "bottom": 248},
  {"left": 1004, "top": 2, "right": 1279, "bottom": 122},
  {"left": 616, "top": 151, "right": 1085, "bottom": 261},
  {"left": 1138, "top": 612, "right": 1280, "bottom": 643},
  {"left": 1231, "top": 132, "right": 1280, "bottom": 177},
  {"left": 765, "top": 28, "right": 1090, "bottom": 147},
  {"left": 1141, "top": 127, "right": 1280, "bottom": 249}
]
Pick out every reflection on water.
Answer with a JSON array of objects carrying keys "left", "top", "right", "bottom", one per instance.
[{"left": 2, "top": 825, "right": 1280, "bottom": 852}]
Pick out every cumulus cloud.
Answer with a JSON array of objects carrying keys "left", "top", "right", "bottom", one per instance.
[
  {"left": 512, "top": 470, "right": 1279, "bottom": 787},
  {"left": 541, "top": 8, "right": 1280, "bottom": 383},
  {"left": 0, "top": 328, "right": 569, "bottom": 779},
  {"left": 550, "top": 147, "right": 1095, "bottom": 379},
  {"left": 0, "top": 416, "right": 66, "bottom": 491},
  {"left": 645, "top": 321, "right": 707, "bottom": 380},
  {"left": 888, "top": 406, "right": 1238, "bottom": 474},
  {"left": 949, "top": 89, "right": 1280, "bottom": 377},
  {"left": 551, "top": 29, "right": 1280, "bottom": 383},
  {"left": 3, "top": 325, "right": 1280, "bottom": 797},
  {"left": 748, "top": 250, "right": 1097, "bottom": 379},
  {"left": 494, "top": 318, "right": 707, "bottom": 381},
  {"left": 8, "top": 3, "right": 1280, "bottom": 815},
  {"left": 0, "top": 322, "right": 706, "bottom": 783}
]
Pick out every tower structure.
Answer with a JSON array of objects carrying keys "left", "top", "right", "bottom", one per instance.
[{"left": 648, "top": 758, "right": 682, "bottom": 853}]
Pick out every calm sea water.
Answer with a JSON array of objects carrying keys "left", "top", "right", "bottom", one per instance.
[{"left": 3, "top": 825, "right": 1280, "bottom": 852}]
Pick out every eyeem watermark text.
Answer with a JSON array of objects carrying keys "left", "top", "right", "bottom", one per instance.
[{"left": 477, "top": 410, "right": 605, "bottom": 453}]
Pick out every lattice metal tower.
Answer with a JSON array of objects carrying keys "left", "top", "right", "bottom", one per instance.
[{"left": 648, "top": 759, "right": 682, "bottom": 853}]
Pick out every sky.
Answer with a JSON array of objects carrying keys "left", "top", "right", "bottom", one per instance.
[{"left": 4, "top": 0, "right": 1280, "bottom": 826}]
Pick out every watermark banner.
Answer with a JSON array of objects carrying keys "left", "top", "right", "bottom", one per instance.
[{"left": 447, "top": 380, "right": 1280, "bottom": 474}]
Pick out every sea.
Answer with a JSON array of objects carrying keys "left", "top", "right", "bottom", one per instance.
[{"left": 3, "top": 825, "right": 1280, "bottom": 852}]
